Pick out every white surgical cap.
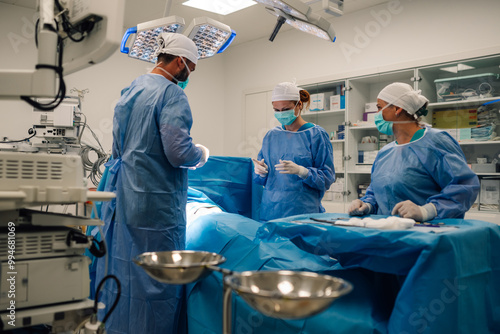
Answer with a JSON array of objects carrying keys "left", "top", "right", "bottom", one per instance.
[
  {"left": 272, "top": 82, "right": 302, "bottom": 102},
  {"left": 377, "top": 82, "right": 429, "bottom": 115},
  {"left": 155, "top": 33, "right": 199, "bottom": 65}
]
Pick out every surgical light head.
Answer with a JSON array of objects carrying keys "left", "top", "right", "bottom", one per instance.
[
  {"left": 121, "top": 16, "right": 236, "bottom": 63},
  {"left": 255, "top": 0, "right": 341, "bottom": 42}
]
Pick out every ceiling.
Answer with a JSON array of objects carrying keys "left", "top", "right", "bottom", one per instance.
[
  {"left": 1, "top": 0, "right": 389, "bottom": 46},
  {"left": 125, "top": 0, "right": 389, "bottom": 46}
]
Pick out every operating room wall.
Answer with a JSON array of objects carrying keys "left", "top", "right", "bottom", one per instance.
[
  {"left": 222, "top": 0, "right": 500, "bottom": 157},
  {"left": 0, "top": 3, "right": 226, "bottom": 156}
]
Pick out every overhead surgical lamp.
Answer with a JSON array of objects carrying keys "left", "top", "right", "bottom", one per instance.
[
  {"left": 121, "top": 16, "right": 186, "bottom": 63},
  {"left": 184, "top": 17, "right": 236, "bottom": 59},
  {"left": 254, "top": 0, "right": 343, "bottom": 42},
  {"left": 120, "top": 16, "right": 236, "bottom": 63}
]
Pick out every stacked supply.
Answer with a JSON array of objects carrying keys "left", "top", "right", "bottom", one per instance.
[{"left": 473, "top": 103, "right": 499, "bottom": 141}]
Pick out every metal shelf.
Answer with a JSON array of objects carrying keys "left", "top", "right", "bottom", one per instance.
[
  {"left": 349, "top": 125, "right": 377, "bottom": 130},
  {"left": 459, "top": 140, "right": 500, "bottom": 145},
  {"left": 428, "top": 97, "right": 500, "bottom": 109},
  {"left": 303, "top": 109, "right": 345, "bottom": 117}
]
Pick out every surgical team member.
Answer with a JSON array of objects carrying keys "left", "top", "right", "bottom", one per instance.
[
  {"left": 253, "top": 82, "right": 335, "bottom": 221},
  {"left": 348, "top": 82, "right": 479, "bottom": 221},
  {"left": 95, "top": 33, "right": 208, "bottom": 334}
]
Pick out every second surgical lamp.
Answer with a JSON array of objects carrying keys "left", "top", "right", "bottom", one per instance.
[
  {"left": 120, "top": 16, "right": 236, "bottom": 63},
  {"left": 254, "top": 0, "right": 343, "bottom": 42}
]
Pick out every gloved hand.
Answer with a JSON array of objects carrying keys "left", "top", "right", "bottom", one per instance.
[
  {"left": 275, "top": 159, "right": 308, "bottom": 179},
  {"left": 348, "top": 199, "right": 371, "bottom": 216},
  {"left": 194, "top": 144, "right": 209, "bottom": 168},
  {"left": 392, "top": 200, "right": 436, "bottom": 222},
  {"left": 252, "top": 158, "right": 268, "bottom": 177}
]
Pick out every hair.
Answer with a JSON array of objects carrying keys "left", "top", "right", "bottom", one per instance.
[
  {"left": 157, "top": 53, "right": 177, "bottom": 65},
  {"left": 400, "top": 101, "right": 428, "bottom": 123},
  {"left": 299, "top": 89, "right": 311, "bottom": 111}
]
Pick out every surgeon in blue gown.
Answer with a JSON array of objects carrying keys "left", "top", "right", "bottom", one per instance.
[
  {"left": 253, "top": 82, "right": 335, "bottom": 222},
  {"left": 95, "top": 33, "right": 209, "bottom": 334},
  {"left": 348, "top": 82, "right": 479, "bottom": 221}
]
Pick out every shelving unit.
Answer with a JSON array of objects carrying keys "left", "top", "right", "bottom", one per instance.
[{"left": 244, "top": 54, "right": 500, "bottom": 223}]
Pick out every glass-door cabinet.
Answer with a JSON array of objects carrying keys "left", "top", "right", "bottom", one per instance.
[{"left": 417, "top": 54, "right": 500, "bottom": 217}]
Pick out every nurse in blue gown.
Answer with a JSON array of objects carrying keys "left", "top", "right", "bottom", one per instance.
[
  {"left": 253, "top": 82, "right": 335, "bottom": 222},
  {"left": 348, "top": 82, "right": 479, "bottom": 221}
]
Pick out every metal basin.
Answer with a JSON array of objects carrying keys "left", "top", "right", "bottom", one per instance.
[
  {"left": 134, "top": 250, "right": 226, "bottom": 284},
  {"left": 224, "top": 270, "right": 352, "bottom": 319}
]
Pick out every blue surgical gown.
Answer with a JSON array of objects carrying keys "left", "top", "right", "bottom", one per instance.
[
  {"left": 361, "top": 127, "right": 479, "bottom": 219},
  {"left": 253, "top": 124, "right": 335, "bottom": 221},
  {"left": 95, "top": 73, "right": 202, "bottom": 334}
]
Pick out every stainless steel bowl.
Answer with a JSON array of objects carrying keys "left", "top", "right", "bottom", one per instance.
[
  {"left": 224, "top": 270, "right": 352, "bottom": 319},
  {"left": 134, "top": 250, "right": 226, "bottom": 284}
]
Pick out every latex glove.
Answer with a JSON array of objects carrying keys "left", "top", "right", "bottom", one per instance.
[
  {"left": 348, "top": 199, "right": 371, "bottom": 216},
  {"left": 252, "top": 158, "right": 268, "bottom": 177},
  {"left": 194, "top": 144, "right": 209, "bottom": 168},
  {"left": 392, "top": 200, "right": 436, "bottom": 222},
  {"left": 275, "top": 159, "right": 308, "bottom": 179}
]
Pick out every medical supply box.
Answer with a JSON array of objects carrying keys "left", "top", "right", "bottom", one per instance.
[
  {"left": 479, "top": 179, "right": 500, "bottom": 206},
  {"left": 310, "top": 92, "right": 333, "bottom": 111},
  {"left": 434, "top": 73, "right": 500, "bottom": 102},
  {"left": 472, "top": 163, "right": 497, "bottom": 173},
  {"left": 330, "top": 95, "right": 346, "bottom": 111},
  {"left": 432, "top": 108, "right": 477, "bottom": 129}
]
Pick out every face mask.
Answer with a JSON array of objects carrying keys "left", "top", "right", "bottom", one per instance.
[
  {"left": 275, "top": 109, "right": 297, "bottom": 126},
  {"left": 374, "top": 103, "right": 417, "bottom": 136},
  {"left": 177, "top": 78, "right": 189, "bottom": 90},
  {"left": 374, "top": 111, "right": 394, "bottom": 135},
  {"left": 274, "top": 101, "right": 299, "bottom": 126}
]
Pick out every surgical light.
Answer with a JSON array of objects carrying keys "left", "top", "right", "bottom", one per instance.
[
  {"left": 121, "top": 16, "right": 236, "bottom": 63},
  {"left": 121, "top": 16, "right": 186, "bottom": 63},
  {"left": 183, "top": 17, "right": 236, "bottom": 59},
  {"left": 255, "top": 0, "right": 342, "bottom": 42}
]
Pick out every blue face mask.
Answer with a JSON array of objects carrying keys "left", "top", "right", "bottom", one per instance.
[
  {"left": 275, "top": 109, "right": 297, "bottom": 126},
  {"left": 374, "top": 111, "right": 393, "bottom": 135},
  {"left": 177, "top": 78, "right": 189, "bottom": 90}
]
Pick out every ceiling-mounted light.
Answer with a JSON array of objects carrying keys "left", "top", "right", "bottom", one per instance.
[
  {"left": 182, "top": 0, "right": 257, "bottom": 15},
  {"left": 121, "top": 16, "right": 185, "bottom": 63},
  {"left": 255, "top": 0, "right": 342, "bottom": 42},
  {"left": 440, "top": 64, "right": 476, "bottom": 73},
  {"left": 120, "top": 16, "right": 236, "bottom": 63},
  {"left": 183, "top": 17, "right": 236, "bottom": 58}
]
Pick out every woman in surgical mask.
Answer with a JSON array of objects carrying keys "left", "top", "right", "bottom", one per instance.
[
  {"left": 253, "top": 82, "right": 335, "bottom": 222},
  {"left": 348, "top": 82, "right": 479, "bottom": 221}
]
